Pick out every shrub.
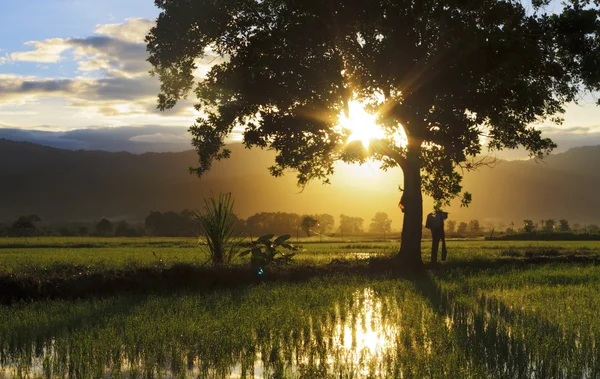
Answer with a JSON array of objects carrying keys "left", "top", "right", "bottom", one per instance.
[{"left": 241, "top": 234, "right": 297, "bottom": 268}]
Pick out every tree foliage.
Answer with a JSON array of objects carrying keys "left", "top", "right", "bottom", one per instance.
[
  {"left": 301, "top": 216, "right": 319, "bottom": 237},
  {"left": 369, "top": 212, "right": 392, "bottom": 234},
  {"left": 339, "top": 214, "right": 364, "bottom": 234}
]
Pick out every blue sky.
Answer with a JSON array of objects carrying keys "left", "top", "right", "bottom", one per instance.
[{"left": 0, "top": 0, "right": 599, "bottom": 156}]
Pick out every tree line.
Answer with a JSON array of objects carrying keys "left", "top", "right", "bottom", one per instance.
[
  {"left": 0, "top": 211, "right": 396, "bottom": 238},
  {"left": 4, "top": 212, "right": 599, "bottom": 239}
]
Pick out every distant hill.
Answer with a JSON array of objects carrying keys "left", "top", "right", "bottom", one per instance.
[{"left": 1, "top": 138, "right": 599, "bottom": 226}]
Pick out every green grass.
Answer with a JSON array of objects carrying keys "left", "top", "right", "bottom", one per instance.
[
  {"left": 2, "top": 237, "right": 600, "bottom": 377},
  {"left": 2, "top": 265, "right": 600, "bottom": 377},
  {"left": 2, "top": 237, "right": 600, "bottom": 276}
]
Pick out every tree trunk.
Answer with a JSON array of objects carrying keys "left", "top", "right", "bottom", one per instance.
[{"left": 396, "top": 143, "right": 424, "bottom": 269}]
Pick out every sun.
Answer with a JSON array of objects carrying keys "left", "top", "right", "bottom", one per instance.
[{"left": 338, "top": 101, "right": 385, "bottom": 148}]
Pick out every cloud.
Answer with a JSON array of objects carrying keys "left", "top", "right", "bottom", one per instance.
[
  {"left": 94, "top": 18, "right": 154, "bottom": 44},
  {"left": 10, "top": 39, "right": 71, "bottom": 63},
  {"left": 69, "top": 36, "right": 150, "bottom": 75},
  {"left": 129, "top": 132, "right": 190, "bottom": 143},
  {"left": 0, "top": 74, "right": 75, "bottom": 99},
  {"left": 538, "top": 126, "right": 595, "bottom": 134},
  {"left": 2, "top": 18, "right": 220, "bottom": 129}
]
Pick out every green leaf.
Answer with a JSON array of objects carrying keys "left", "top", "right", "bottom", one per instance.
[
  {"left": 274, "top": 234, "right": 291, "bottom": 245},
  {"left": 257, "top": 234, "right": 274, "bottom": 243}
]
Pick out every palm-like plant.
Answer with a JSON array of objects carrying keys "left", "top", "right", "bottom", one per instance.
[{"left": 196, "top": 193, "right": 238, "bottom": 265}]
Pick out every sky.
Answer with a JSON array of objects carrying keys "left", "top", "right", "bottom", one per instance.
[{"left": 0, "top": 1, "right": 600, "bottom": 157}]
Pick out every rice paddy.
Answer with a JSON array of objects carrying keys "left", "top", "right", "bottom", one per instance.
[{"left": 1, "top": 238, "right": 600, "bottom": 378}]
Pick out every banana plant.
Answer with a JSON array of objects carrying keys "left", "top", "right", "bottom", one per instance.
[{"left": 240, "top": 234, "right": 297, "bottom": 268}]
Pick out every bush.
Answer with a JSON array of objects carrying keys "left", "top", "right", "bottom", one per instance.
[{"left": 241, "top": 234, "right": 297, "bottom": 268}]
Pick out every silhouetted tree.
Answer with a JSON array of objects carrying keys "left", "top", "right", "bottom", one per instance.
[
  {"left": 558, "top": 219, "right": 570, "bottom": 232},
  {"left": 523, "top": 220, "right": 536, "bottom": 233},
  {"left": 469, "top": 220, "right": 481, "bottom": 235},
  {"left": 96, "top": 219, "right": 113, "bottom": 237},
  {"left": 369, "top": 212, "right": 392, "bottom": 237},
  {"left": 446, "top": 220, "right": 456, "bottom": 234},
  {"left": 115, "top": 221, "right": 139, "bottom": 237},
  {"left": 457, "top": 222, "right": 468, "bottom": 235},
  {"left": 148, "top": 1, "right": 600, "bottom": 267},
  {"left": 246, "top": 212, "right": 301, "bottom": 236},
  {"left": 544, "top": 219, "right": 556, "bottom": 232},
  {"left": 339, "top": 215, "right": 364, "bottom": 234},
  {"left": 301, "top": 216, "right": 318, "bottom": 237},
  {"left": 78, "top": 226, "right": 88, "bottom": 236},
  {"left": 314, "top": 214, "right": 335, "bottom": 234},
  {"left": 588, "top": 224, "right": 600, "bottom": 234},
  {"left": 10, "top": 215, "right": 42, "bottom": 237},
  {"left": 144, "top": 210, "right": 200, "bottom": 236}
]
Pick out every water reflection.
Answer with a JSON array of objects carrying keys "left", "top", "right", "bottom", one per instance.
[{"left": 1, "top": 280, "right": 599, "bottom": 378}]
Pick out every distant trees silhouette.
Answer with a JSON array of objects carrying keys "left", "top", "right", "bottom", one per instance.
[
  {"left": 301, "top": 216, "right": 318, "bottom": 237},
  {"left": 544, "top": 219, "right": 557, "bottom": 232},
  {"left": 339, "top": 215, "right": 364, "bottom": 234},
  {"left": 558, "top": 219, "right": 570, "bottom": 232},
  {"left": 369, "top": 212, "right": 392, "bottom": 237},
  {"left": 144, "top": 210, "right": 201, "bottom": 237},
  {"left": 245, "top": 212, "right": 301, "bottom": 237},
  {"left": 446, "top": 220, "right": 457, "bottom": 234},
  {"left": 457, "top": 222, "right": 468, "bottom": 235},
  {"left": 95, "top": 219, "right": 113, "bottom": 237},
  {"left": 9, "top": 215, "right": 41, "bottom": 237}
]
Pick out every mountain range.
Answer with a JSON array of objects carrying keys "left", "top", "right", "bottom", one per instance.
[{"left": 1, "top": 138, "right": 599, "bottom": 228}]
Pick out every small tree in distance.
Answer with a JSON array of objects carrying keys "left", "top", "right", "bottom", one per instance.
[
  {"left": 446, "top": 220, "right": 457, "bottom": 234},
  {"left": 544, "top": 219, "right": 557, "bottom": 232},
  {"left": 369, "top": 212, "right": 392, "bottom": 239},
  {"left": 457, "top": 222, "right": 468, "bottom": 236},
  {"left": 558, "top": 219, "right": 570, "bottom": 232},
  {"left": 523, "top": 220, "right": 536, "bottom": 233},
  {"left": 301, "top": 216, "right": 318, "bottom": 237},
  {"left": 96, "top": 219, "right": 113, "bottom": 237}
]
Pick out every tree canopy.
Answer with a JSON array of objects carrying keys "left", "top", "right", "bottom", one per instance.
[{"left": 147, "top": 0, "right": 600, "bottom": 266}]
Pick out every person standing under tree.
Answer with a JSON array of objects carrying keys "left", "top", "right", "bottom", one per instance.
[{"left": 425, "top": 207, "right": 448, "bottom": 264}]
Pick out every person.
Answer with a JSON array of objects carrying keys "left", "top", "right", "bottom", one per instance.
[{"left": 425, "top": 207, "right": 448, "bottom": 264}]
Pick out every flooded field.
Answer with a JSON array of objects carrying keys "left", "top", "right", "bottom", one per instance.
[{"left": 2, "top": 262, "right": 600, "bottom": 378}]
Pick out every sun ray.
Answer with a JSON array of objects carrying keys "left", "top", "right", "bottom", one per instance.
[{"left": 338, "top": 101, "right": 385, "bottom": 148}]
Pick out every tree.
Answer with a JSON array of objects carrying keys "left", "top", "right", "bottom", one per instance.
[
  {"left": 468, "top": 220, "right": 481, "bottom": 235},
  {"left": 246, "top": 212, "right": 301, "bottom": 236},
  {"left": 588, "top": 224, "right": 600, "bottom": 234},
  {"left": 339, "top": 215, "right": 364, "bottom": 234},
  {"left": 558, "top": 219, "right": 570, "bottom": 232},
  {"left": 457, "top": 222, "right": 468, "bottom": 235},
  {"left": 523, "top": 220, "right": 536, "bottom": 233},
  {"left": 446, "top": 220, "right": 456, "bottom": 234},
  {"left": 369, "top": 212, "right": 392, "bottom": 237},
  {"left": 544, "top": 219, "right": 556, "bottom": 232},
  {"left": 314, "top": 214, "right": 335, "bottom": 234},
  {"left": 148, "top": 1, "right": 600, "bottom": 268},
  {"left": 11, "top": 215, "right": 42, "bottom": 237},
  {"left": 96, "top": 219, "right": 113, "bottom": 237},
  {"left": 301, "top": 216, "right": 318, "bottom": 237}
]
